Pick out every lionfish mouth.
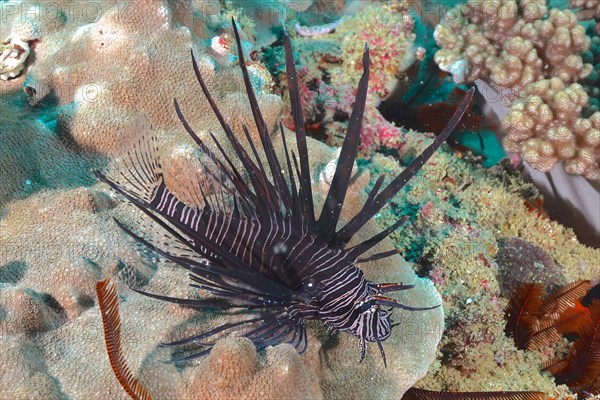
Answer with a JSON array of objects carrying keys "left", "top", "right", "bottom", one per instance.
[{"left": 96, "top": 18, "right": 473, "bottom": 366}]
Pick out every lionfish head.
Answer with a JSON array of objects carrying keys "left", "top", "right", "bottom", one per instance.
[
  {"left": 353, "top": 299, "right": 394, "bottom": 341},
  {"left": 349, "top": 297, "right": 394, "bottom": 366},
  {"left": 347, "top": 286, "right": 442, "bottom": 367}
]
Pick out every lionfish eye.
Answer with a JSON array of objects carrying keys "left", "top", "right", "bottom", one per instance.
[{"left": 358, "top": 300, "right": 373, "bottom": 312}]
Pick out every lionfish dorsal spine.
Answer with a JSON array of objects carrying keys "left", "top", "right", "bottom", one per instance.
[
  {"left": 283, "top": 27, "right": 316, "bottom": 224},
  {"left": 317, "top": 43, "right": 370, "bottom": 239}
]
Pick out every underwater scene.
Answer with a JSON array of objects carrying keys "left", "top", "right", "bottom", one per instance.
[{"left": 1, "top": 0, "right": 599, "bottom": 399}]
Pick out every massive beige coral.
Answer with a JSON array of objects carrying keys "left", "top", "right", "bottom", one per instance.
[
  {"left": 434, "top": 0, "right": 592, "bottom": 94},
  {"left": 502, "top": 78, "right": 600, "bottom": 179},
  {"left": 16, "top": 0, "right": 282, "bottom": 203}
]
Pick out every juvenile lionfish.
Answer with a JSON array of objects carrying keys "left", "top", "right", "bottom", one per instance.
[{"left": 96, "top": 19, "right": 473, "bottom": 366}]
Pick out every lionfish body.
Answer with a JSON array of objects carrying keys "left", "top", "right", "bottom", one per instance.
[{"left": 97, "top": 19, "right": 473, "bottom": 365}]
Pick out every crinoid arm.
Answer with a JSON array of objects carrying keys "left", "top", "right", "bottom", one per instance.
[{"left": 96, "top": 278, "right": 154, "bottom": 400}]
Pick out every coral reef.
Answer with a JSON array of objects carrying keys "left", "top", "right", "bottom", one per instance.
[
  {"left": 495, "top": 237, "right": 568, "bottom": 297},
  {"left": 1, "top": 0, "right": 599, "bottom": 398},
  {"left": 1, "top": 34, "right": 30, "bottom": 81},
  {"left": 330, "top": 2, "right": 419, "bottom": 101},
  {"left": 0, "top": 4, "right": 50, "bottom": 80},
  {"left": 0, "top": 90, "right": 96, "bottom": 206}
]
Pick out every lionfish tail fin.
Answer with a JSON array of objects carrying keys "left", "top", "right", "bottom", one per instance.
[{"left": 96, "top": 278, "right": 154, "bottom": 400}]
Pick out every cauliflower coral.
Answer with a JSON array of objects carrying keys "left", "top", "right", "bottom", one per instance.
[{"left": 434, "top": 0, "right": 599, "bottom": 179}]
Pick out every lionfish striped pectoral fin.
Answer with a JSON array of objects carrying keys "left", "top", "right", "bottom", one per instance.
[
  {"left": 101, "top": 114, "right": 162, "bottom": 204},
  {"left": 111, "top": 211, "right": 301, "bottom": 304},
  {"left": 156, "top": 312, "right": 308, "bottom": 363}
]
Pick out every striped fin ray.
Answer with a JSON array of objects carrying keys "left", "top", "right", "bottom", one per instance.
[
  {"left": 118, "top": 203, "right": 207, "bottom": 267},
  {"left": 332, "top": 87, "right": 475, "bottom": 250},
  {"left": 402, "top": 388, "right": 546, "bottom": 400},
  {"left": 184, "top": 42, "right": 286, "bottom": 220},
  {"left": 173, "top": 99, "right": 256, "bottom": 214},
  {"left": 117, "top": 219, "right": 300, "bottom": 306},
  {"left": 107, "top": 114, "right": 161, "bottom": 204},
  {"left": 283, "top": 28, "right": 315, "bottom": 224},
  {"left": 316, "top": 43, "right": 370, "bottom": 238},
  {"left": 100, "top": 166, "right": 312, "bottom": 296},
  {"left": 167, "top": 312, "right": 307, "bottom": 362},
  {"left": 231, "top": 19, "right": 292, "bottom": 212},
  {"left": 98, "top": 170, "right": 242, "bottom": 270},
  {"left": 278, "top": 122, "right": 302, "bottom": 217}
]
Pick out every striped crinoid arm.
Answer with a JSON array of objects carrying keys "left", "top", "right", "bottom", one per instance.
[
  {"left": 504, "top": 283, "right": 545, "bottom": 350},
  {"left": 545, "top": 299, "right": 600, "bottom": 394},
  {"left": 402, "top": 388, "right": 546, "bottom": 400},
  {"left": 96, "top": 278, "right": 153, "bottom": 400}
]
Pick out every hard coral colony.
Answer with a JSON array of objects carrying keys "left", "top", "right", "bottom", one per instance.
[{"left": 96, "top": 20, "right": 472, "bottom": 368}]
